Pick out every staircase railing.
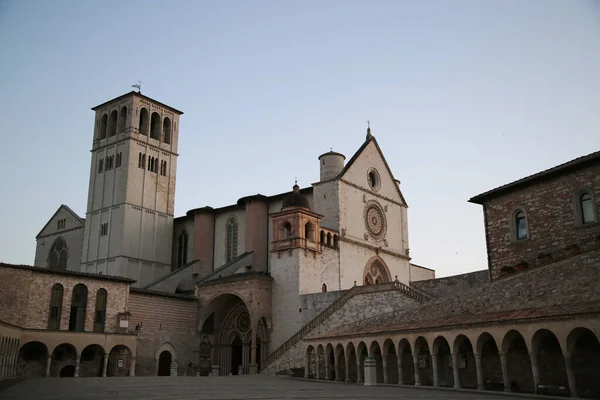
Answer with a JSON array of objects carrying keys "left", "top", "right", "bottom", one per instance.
[
  {"left": 262, "top": 284, "right": 361, "bottom": 368},
  {"left": 262, "top": 279, "right": 433, "bottom": 369}
]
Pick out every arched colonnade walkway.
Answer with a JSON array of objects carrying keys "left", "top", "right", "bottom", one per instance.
[
  {"left": 305, "top": 318, "right": 600, "bottom": 398},
  {"left": 17, "top": 340, "right": 135, "bottom": 378}
]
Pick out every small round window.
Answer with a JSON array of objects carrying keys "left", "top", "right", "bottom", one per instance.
[{"left": 367, "top": 168, "right": 381, "bottom": 191}]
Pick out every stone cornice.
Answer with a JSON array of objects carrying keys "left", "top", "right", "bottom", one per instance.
[
  {"left": 37, "top": 225, "right": 84, "bottom": 240},
  {"left": 91, "top": 132, "right": 179, "bottom": 157},
  {"left": 83, "top": 255, "right": 172, "bottom": 268},
  {"left": 340, "top": 235, "right": 410, "bottom": 261},
  {"left": 340, "top": 178, "right": 407, "bottom": 208},
  {"left": 86, "top": 203, "right": 173, "bottom": 217}
]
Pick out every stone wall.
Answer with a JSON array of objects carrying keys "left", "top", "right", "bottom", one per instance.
[
  {"left": 480, "top": 164, "right": 600, "bottom": 279},
  {"left": 299, "top": 290, "right": 346, "bottom": 326},
  {"left": 263, "top": 285, "right": 421, "bottom": 373},
  {"left": 0, "top": 264, "right": 130, "bottom": 332},
  {"left": 128, "top": 289, "right": 198, "bottom": 376},
  {"left": 410, "top": 270, "right": 489, "bottom": 298}
]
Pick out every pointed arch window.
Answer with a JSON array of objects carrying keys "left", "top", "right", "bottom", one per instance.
[
  {"left": 93, "top": 289, "right": 107, "bottom": 332},
  {"left": 47, "top": 284, "right": 64, "bottom": 330},
  {"left": 283, "top": 222, "right": 292, "bottom": 239},
  {"left": 48, "top": 237, "right": 68, "bottom": 271},
  {"left": 226, "top": 217, "right": 238, "bottom": 262},
  {"left": 99, "top": 114, "right": 108, "bottom": 139},
  {"left": 177, "top": 230, "right": 188, "bottom": 268},
  {"left": 108, "top": 110, "right": 118, "bottom": 137}
]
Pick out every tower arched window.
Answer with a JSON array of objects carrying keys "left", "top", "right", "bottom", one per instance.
[
  {"left": 177, "top": 230, "right": 188, "bottom": 268},
  {"left": 139, "top": 107, "right": 149, "bottom": 135},
  {"left": 283, "top": 222, "right": 292, "bottom": 239},
  {"left": 93, "top": 288, "right": 107, "bottom": 333},
  {"left": 108, "top": 110, "right": 118, "bottom": 137},
  {"left": 117, "top": 106, "right": 127, "bottom": 133},
  {"left": 304, "top": 222, "right": 314, "bottom": 242},
  {"left": 320, "top": 230, "right": 325, "bottom": 244},
  {"left": 99, "top": 114, "right": 108, "bottom": 139},
  {"left": 226, "top": 217, "right": 238, "bottom": 262},
  {"left": 48, "top": 237, "right": 68, "bottom": 271},
  {"left": 47, "top": 283, "right": 64, "bottom": 330},
  {"left": 326, "top": 232, "right": 331, "bottom": 246},
  {"left": 150, "top": 112, "right": 161, "bottom": 140},
  {"left": 163, "top": 117, "right": 172, "bottom": 144},
  {"left": 69, "top": 284, "right": 88, "bottom": 332}
]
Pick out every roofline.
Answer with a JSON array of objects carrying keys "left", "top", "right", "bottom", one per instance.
[
  {"left": 183, "top": 187, "right": 314, "bottom": 218},
  {"left": 129, "top": 287, "right": 197, "bottom": 301},
  {"left": 409, "top": 263, "right": 435, "bottom": 272},
  {"left": 0, "top": 263, "right": 136, "bottom": 284},
  {"left": 36, "top": 204, "right": 85, "bottom": 239},
  {"left": 469, "top": 150, "right": 600, "bottom": 204},
  {"left": 318, "top": 151, "right": 346, "bottom": 160},
  {"left": 91, "top": 91, "right": 184, "bottom": 115}
]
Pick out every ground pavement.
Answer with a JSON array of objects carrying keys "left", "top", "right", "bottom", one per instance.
[{"left": 0, "top": 375, "right": 539, "bottom": 400}]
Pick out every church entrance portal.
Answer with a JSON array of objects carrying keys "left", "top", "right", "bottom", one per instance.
[
  {"left": 199, "top": 292, "right": 270, "bottom": 376},
  {"left": 158, "top": 351, "right": 172, "bottom": 376}
]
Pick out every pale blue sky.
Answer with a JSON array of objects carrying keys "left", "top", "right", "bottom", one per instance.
[{"left": 1, "top": 0, "right": 599, "bottom": 278}]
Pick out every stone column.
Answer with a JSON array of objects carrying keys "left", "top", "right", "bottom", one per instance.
[
  {"left": 129, "top": 357, "right": 136, "bottom": 377},
  {"left": 356, "top": 358, "right": 363, "bottom": 384},
  {"left": 249, "top": 326, "right": 258, "bottom": 375},
  {"left": 102, "top": 354, "right": 109, "bottom": 377},
  {"left": 474, "top": 353, "right": 484, "bottom": 390},
  {"left": 563, "top": 354, "right": 578, "bottom": 398},
  {"left": 382, "top": 355, "right": 389, "bottom": 384},
  {"left": 500, "top": 352, "right": 510, "bottom": 392},
  {"left": 396, "top": 354, "right": 403, "bottom": 385},
  {"left": 431, "top": 354, "right": 439, "bottom": 387},
  {"left": 529, "top": 352, "right": 540, "bottom": 393},
  {"left": 363, "top": 357, "right": 377, "bottom": 386},
  {"left": 412, "top": 354, "right": 421, "bottom": 386},
  {"left": 344, "top": 353, "right": 351, "bottom": 383},
  {"left": 304, "top": 352, "right": 310, "bottom": 378},
  {"left": 451, "top": 353, "right": 460, "bottom": 388},
  {"left": 74, "top": 358, "right": 80, "bottom": 377},
  {"left": 315, "top": 353, "right": 320, "bottom": 379},
  {"left": 45, "top": 355, "right": 51, "bottom": 377},
  {"left": 334, "top": 352, "right": 341, "bottom": 382}
]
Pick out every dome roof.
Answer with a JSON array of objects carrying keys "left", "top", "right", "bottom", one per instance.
[{"left": 282, "top": 184, "right": 310, "bottom": 210}]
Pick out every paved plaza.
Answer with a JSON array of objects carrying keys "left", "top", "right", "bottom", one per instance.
[{"left": 0, "top": 375, "right": 536, "bottom": 400}]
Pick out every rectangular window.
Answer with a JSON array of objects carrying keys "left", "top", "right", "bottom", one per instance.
[
  {"left": 98, "top": 158, "right": 104, "bottom": 173},
  {"left": 100, "top": 222, "right": 108, "bottom": 236},
  {"left": 115, "top": 152, "right": 122, "bottom": 168},
  {"left": 57, "top": 219, "right": 66, "bottom": 230}
]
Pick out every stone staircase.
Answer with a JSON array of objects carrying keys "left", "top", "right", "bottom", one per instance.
[{"left": 262, "top": 280, "right": 432, "bottom": 370}]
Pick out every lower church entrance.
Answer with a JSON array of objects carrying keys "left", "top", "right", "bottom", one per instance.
[
  {"left": 158, "top": 351, "right": 172, "bottom": 376},
  {"left": 231, "top": 337, "right": 243, "bottom": 375}
]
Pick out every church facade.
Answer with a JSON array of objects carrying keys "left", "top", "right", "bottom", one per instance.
[{"left": 7, "top": 91, "right": 434, "bottom": 378}]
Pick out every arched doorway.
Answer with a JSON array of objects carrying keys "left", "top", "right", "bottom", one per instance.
[
  {"left": 79, "top": 344, "right": 105, "bottom": 377},
  {"left": 59, "top": 365, "right": 75, "bottom": 377},
  {"left": 158, "top": 351, "right": 172, "bottom": 376},
  {"left": 107, "top": 345, "right": 132, "bottom": 377},
  {"left": 17, "top": 341, "right": 48, "bottom": 377},
  {"left": 50, "top": 343, "right": 77, "bottom": 377},
  {"left": 231, "top": 336, "right": 243, "bottom": 375},
  {"left": 200, "top": 293, "right": 268, "bottom": 376}
]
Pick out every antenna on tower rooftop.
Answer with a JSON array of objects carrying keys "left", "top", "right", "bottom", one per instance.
[{"left": 132, "top": 81, "right": 142, "bottom": 94}]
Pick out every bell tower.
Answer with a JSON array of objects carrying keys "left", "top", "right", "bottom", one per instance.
[{"left": 80, "top": 91, "right": 184, "bottom": 287}]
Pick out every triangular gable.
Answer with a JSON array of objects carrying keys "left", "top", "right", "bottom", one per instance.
[
  {"left": 36, "top": 204, "right": 85, "bottom": 239},
  {"left": 338, "top": 134, "right": 408, "bottom": 206}
]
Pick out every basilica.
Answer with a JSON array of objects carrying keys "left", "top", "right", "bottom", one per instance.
[{"left": 1, "top": 91, "right": 599, "bottom": 399}]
